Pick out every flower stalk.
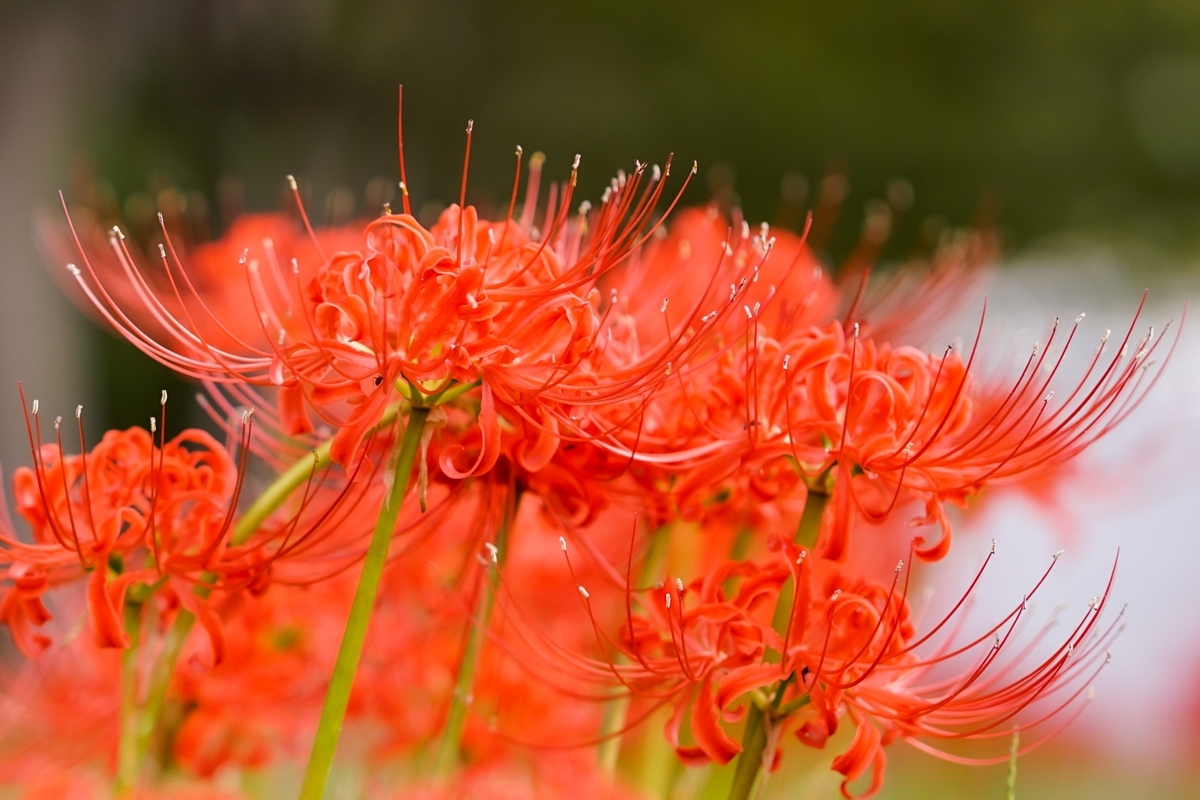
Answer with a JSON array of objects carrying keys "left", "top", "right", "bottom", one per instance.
[
  {"left": 434, "top": 484, "right": 522, "bottom": 777},
  {"left": 115, "top": 600, "right": 144, "bottom": 794},
  {"left": 299, "top": 405, "right": 430, "bottom": 800}
]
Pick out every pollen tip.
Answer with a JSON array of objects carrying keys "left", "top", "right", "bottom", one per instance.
[
  {"left": 515, "top": 144, "right": 523, "bottom": 155},
  {"left": 160, "top": 390, "right": 168, "bottom": 405},
  {"left": 1053, "top": 549, "right": 1065, "bottom": 559},
  {"left": 572, "top": 153, "right": 581, "bottom": 170},
  {"left": 578, "top": 585, "right": 589, "bottom": 599},
  {"left": 675, "top": 577, "right": 684, "bottom": 593},
  {"left": 286, "top": 174, "right": 298, "bottom": 190},
  {"left": 466, "top": 119, "right": 474, "bottom": 133},
  {"left": 75, "top": 404, "right": 82, "bottom": 419},
  {"left": 31, "top": 399, "right": 38, "bottom": 415},
  {"left": 1075, "top": 312, "right": 1086, "bottom": 324},
  {"left": 484, "top": 542, "right": 499, "bottom": 563},
  {"left": 150, "top": 417, "right": 157, "bottom": 433},
  {"left": 54, "top": 415, "right": 61, "bottom": 429},
  {"left": 665, "top": 593, "right": 672, "bottom": 608},
  {"left": 991, "top": 538, "right": 996, "bottom": 554},
  {"left": 894, "top": 560, "right": 904, "bottom": 573},
  {"left": 559, "top": 536, "right": 567, "bottom": 552},
  {"left": 853, "top": 322, "right": 860, "bottom": 337},
  {"left": 158, "top": 243, "right": 167, "bottom": 258}
]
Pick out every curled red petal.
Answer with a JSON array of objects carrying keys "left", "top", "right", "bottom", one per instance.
[
  {"left": 832, "top": 717, "right": 885, "bottom": 799},
  {"left": 439, "top": 382, "right": 501, "bottom": 479},
  {"left": 691, "top": 672, "right": 743, "bottom": 765}
]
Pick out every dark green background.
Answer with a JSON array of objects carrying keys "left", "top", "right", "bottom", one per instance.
[{"left": 16, "top": 0, "right": 1200, "bottom": 420}]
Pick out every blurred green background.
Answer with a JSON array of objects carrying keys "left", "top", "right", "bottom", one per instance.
[
  {"left": 3, "top": 1, "right": 1200, "bottom": 797},
  {"left": 11, "top": 0, "right": 1200, "bottom": 427}
]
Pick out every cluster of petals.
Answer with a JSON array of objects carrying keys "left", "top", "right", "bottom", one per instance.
[{"left": 2, "top": 129, "right": 1176, "bottom": 799}]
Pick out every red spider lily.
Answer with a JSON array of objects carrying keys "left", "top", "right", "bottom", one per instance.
[
  {"left": 490, "top": 526, "right": 1119, "bottom": 799},
  {"left": 58, "top": 127, "right": 716, "bottom": 473},
  {"left": 1, "top": 391, "right": 249, "bottom": 657},
  {"left": 780, "top": 545, "right": 1120, "bottom": 797},
  {"left": 802, "top": 294, "right": 1181, "bottom": 562}
]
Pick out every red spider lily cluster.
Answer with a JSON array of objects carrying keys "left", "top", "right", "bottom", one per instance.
[{"left": 0, "top": 106, "right": 1177, "bottom": 800}]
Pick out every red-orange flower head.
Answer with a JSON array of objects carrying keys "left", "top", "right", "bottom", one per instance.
[
  {"left": 503, "top": 535, "right": 1120, "bottom": 799},
  {"left": 62, "top": 142, "right": 717, "bottom": 471},
  {"left": 0, "top": 394, "right": 244, "bottom": 657}
]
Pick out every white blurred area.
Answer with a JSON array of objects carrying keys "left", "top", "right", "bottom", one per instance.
[{"left": 932, "top": 250, "right": 1200, "bottom": 768}]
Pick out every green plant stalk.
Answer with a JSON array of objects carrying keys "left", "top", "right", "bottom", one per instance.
[
  {"left": 726, "top": 704, "right": 767, "bottom": 800},
  {"left": 1006, "top": 727, "right": 1019, "bottom": 800},
  {"left": 128, "top": 398, "right": 415, "bottom": 778},
  {"left": 135, "top": 605, "right": 194, "bottom": 764},
  {"left": 596, "top": 523, "right": 673, "bottom": 775},
  {"left": 115, "top": 601, "right": 144, "bottom": 794},
  {"left": 433, "top": 487, "right": 521, "bottom": 777},
  {"left": 725, "top": 488, "right": 829, "bottom": 799},
  {"left": 299, "top": 406, "right": 430, "bottom": 800}
]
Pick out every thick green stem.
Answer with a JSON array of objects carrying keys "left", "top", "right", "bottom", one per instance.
[
  {"left": 299, "top": 406, "right": 429, "bottom": 800},
  {"left": 115, "top": 602, "right": 144, "bottom": 794},
  {"left": 726, "top": 705, "right": 767, "bottom": 800},
  {"left": 129, "top": 399, "right": 413, "bottom": 779},
  {"left": 433, "top": 487, "right": 520, "bottom": 776},
  {"left": 1006, "top": 728, "right": 1019, "bottom": 800},
  {"left": 596, "top": 523, "right": 673, "bottom": 775},
  {"left": 724, "top": 489, "right": 829, "bottom": 800},
  {"left": 136, "top": 606, "right": 194, "bottom": 762},
  {"left": 233, "top": 398, "right": 408, "bottom": 547}
]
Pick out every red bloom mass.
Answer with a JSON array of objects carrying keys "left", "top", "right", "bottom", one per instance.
[{"left": 3, "top": 104, "right": 1178, "bottom": 799}]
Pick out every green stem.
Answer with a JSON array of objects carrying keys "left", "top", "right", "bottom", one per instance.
[
  {"left": 299, "top": 406, "right": 429, "bottom": 800},
  {"left": 129, "top": 399, "right": 414, "bottom": 778},
  {"left": 1006, "top": 727, "right": 1019, "bottom": 800},
  {"left": 233, "top": 398, "right": 408, "bottom": 547},
  {"left": 796, "top": 489, "right": 827, "bottom": 548},
  {"left": 115, "top": 601, "right": 144, "bottom": 794},
  {"left": 597, "top": 523, "right": 673, "bottom": 775},
  {"left": 724, "top": 490, "right": 829, "bottom": 800},
  {"left": 726, "top": 705, "right": 767, "bottom": 800},
  {"left": 433, "top": 486, "right": 520, "bottom": 776},
  {"left": 136, "top": 606, "right": 194, "bottom": 763}
]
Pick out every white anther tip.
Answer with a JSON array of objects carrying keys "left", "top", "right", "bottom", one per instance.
[
  {"left": 75, "top": 404, "right": 82, "bottom": 419},
  {"left": 66, "top": 263, "right": 81, "bottom": 277},
  {"left": 559, "top": 536, "right": 567, "bottom": 552},
  {"left": 161, "top": 390, "right": 168, "bottom": 405},
  {"left": 286, "top": 174, "right": 298, "bottom": 190},
  {"left": 578, "top": 585, "right": 589, "bottom": 599},
  {"left": 675, "top": 577, "right": 684, "bottom": 593}
]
